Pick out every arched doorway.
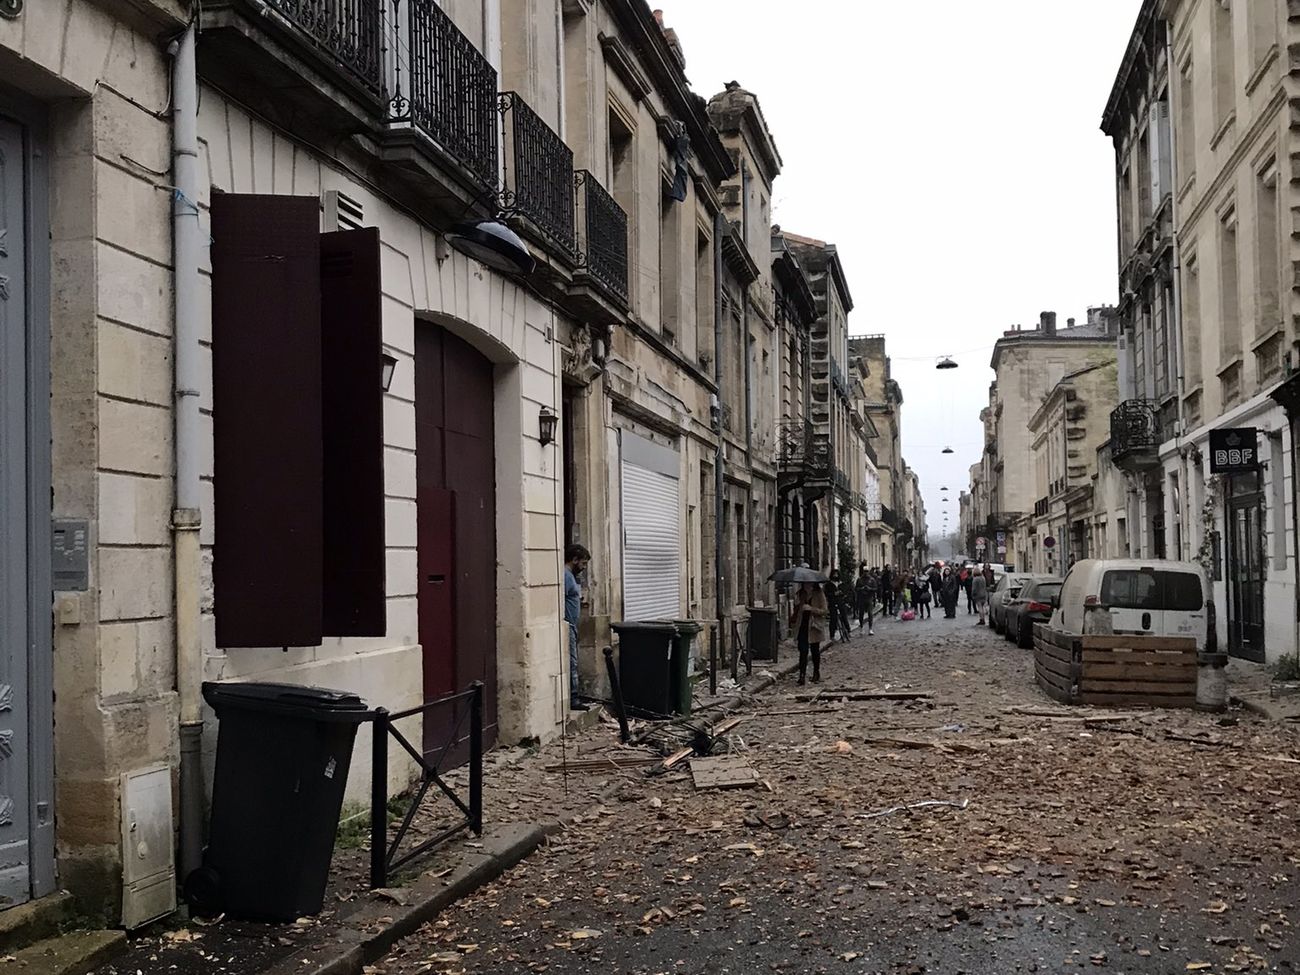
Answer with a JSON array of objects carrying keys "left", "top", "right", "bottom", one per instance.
[{"left": 416, "top": 323, "right": 499, "bottom": 754}]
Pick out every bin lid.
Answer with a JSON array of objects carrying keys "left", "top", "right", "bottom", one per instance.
[
  {"left": 202, "top": 681, "right": 369, "bottom": 719},
  {"left": 747, "top": 607, "right": 779, "bottom": 617},
  {"left": 671, "top": 619, "right": 703, "bottom": 633},
  {"left": 611, "top": 620, "right": 678, "bottom": 634}
]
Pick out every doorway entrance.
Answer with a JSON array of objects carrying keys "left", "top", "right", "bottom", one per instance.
[
  {"left": 1226, "top": 471, "right": 1266, "bottom": 662},
  {"left": 0, "top": 108, "right": 54, "bottom": 910},
  {"left": 415, "top": 324, "right": 498, "bottom": 756}
]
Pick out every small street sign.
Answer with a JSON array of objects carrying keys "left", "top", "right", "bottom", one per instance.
[
  {"left": 1043, "top": 536, "right": 1057, "bottom": 549},
  {"left": 1209, "top": 427, "right": 1258, "bottom": 474}
]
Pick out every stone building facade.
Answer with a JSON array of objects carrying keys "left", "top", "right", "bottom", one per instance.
[
  {"left": 0, "top": 0, "right": 924, "bottom": 931},
  {"left": 1103, "top": 0, "right": 1300, "bottom": 663}
]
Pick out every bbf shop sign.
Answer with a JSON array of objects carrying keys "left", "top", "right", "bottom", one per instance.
[{"left": 1209, "top": 427, "right": 1259, "bottom": 474}]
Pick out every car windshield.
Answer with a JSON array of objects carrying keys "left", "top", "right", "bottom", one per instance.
[
  {"left": 1100, "top": 569, "right": 1202, "bottom": 611},
  {"left": 1026, "top": 582, "right": 1062, "bottom": 601}
]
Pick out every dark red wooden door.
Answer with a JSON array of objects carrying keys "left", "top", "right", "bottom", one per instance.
[{"left": 416, "top": 325, "right": 498, "bottom": 756}]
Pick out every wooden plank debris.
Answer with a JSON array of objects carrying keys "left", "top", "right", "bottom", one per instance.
[{"left": 793, "top": 690, "right": 932, "bottom": 703}]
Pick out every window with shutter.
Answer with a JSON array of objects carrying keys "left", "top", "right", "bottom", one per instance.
[{"left": 620, "top": 432, "right": 681, "bottom": 621}]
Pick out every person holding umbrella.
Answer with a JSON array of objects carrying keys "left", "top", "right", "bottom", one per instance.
[{"left": 790, "top": 581, "right": 828, "bottom": 684}]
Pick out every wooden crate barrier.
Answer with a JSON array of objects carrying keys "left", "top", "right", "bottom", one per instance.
[{"left": 1032, "top": 625, "right": 1198, "bottom": 709}]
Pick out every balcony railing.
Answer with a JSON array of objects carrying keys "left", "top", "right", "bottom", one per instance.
[
  {"left": 1110, "top": 399, "right": 1160, "bottom": 469},
  {"left": 882, "top": 505, "right": 898, "bottom": 529},
  {"left": 574, "top": 171, "right": 629, "bottom": 305},
  {"left": 778, "top": 418, "right": 812, "bottom": 468},
  {"left": 1034, "top": 496, "right": 1049, "bottom": 517},
  {"left": 499, "top": 93, "right": 575, "bottom": 256},
  {"left": 265, "top": 0, "right": 384, "bottom": 98},
  {"left": 391, "top": 0, "right": 500, "bottom": 193}
]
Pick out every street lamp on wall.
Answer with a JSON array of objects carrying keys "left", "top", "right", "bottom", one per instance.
[
  {"left": 380, "top": 352, "right": 398, "bottom": 392},
  {"left": 538, "top": 406, "right": 558, "bottom": 447}
]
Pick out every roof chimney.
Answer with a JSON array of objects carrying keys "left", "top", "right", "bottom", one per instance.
[
  {"left": 1067, "top": 317, "right": 1075, "bottom": 328},
  {"left": 1039, "top": 311, "right": 1057, "bottom": 336}
]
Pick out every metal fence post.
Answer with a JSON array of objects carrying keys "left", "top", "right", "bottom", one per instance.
[
  {"left": 469, "top": 681, "right": 484, "bottom": 835},
  {"left": 603, "top": 646, "right": 630, "bottom": 742},
  {"left": 369, "top": 707, "right": 390, "bottom": 889},
  {"left": 708, "top": 623, "right": 717, "bottom": 695}
]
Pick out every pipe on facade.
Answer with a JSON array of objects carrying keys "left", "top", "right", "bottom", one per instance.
[
  {"left": 169, "top": 21, "right": 205, "bottom": 883},
  {"left": 739, "top": 161, "right": 755, "bottom": 603},
  {"left": 713, "top": 210, "right": 726, "bottom": 643}
]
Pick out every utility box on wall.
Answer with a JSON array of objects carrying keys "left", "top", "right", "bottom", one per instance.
[{"left": 120, "top": 764, "right": 176, "bottom": 928}]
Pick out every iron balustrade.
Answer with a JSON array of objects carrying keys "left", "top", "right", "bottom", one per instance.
[
  {"left": 390, "top": 0, "right": 500, "bottom": 194},
  {"left": 499, "top": 93, "right": 575, "bottom": 255},
  {"left": 1110, "top": 399, "right": 1159, "bottom": 460},
  {"left": 369, "top": 682, "right": 483, "bottom": 889},
  {"left": 265, "top": 0, "right": 384, "bottom": 97},
  {"left": 778, "top": 417, "right": 812, "bottom": 467},
  {"left": 574, "top": 170, "right": 630, "bottom": 305}
]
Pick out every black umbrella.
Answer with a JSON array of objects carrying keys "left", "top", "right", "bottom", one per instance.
[{"left": 768, "top": 566, "right": 829, "bottom": 584}]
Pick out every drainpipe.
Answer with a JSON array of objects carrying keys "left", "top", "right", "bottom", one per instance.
[
  {"left": 713, "top": 210, "right": 726, "bottom": 658},
  {"left": 739, "top": 161, "right": 754, "bottom": 604},
  {"left": 169, "top": 22, "right": 204, "bottom": 883},
  {"left": 1165, "top": 18, "right": 1191, "bottom": 562}
]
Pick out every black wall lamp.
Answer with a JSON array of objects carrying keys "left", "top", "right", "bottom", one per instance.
[
  {"left": 381, "top": 352, "right": 398, "bottom": 392},
  {"left": 445, "top": 219, "right": 537, "bottom": 276},
  {"left": 538, "top": 406, "right": 558, "bottom": 446}
]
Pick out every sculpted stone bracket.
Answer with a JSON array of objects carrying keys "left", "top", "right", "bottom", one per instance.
[{"left": 562, "top": 323, "right": 610, "bottom": 387}]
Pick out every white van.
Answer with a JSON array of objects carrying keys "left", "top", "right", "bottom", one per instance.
[{"left": 1048, "top": 559, "right": 1215, "bottom": 650}]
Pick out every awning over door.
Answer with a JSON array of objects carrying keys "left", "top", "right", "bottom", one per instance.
[{"left": 620, "top": 432, "right": 681, "bottom": 622}]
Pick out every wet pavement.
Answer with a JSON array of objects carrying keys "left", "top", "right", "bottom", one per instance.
[{"left": 370, "top": 610, "right": 1300, "bottom": 975}]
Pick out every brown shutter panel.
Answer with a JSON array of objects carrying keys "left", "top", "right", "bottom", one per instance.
[
  {"left": 321, "top": 227, "right": 387, "bottom": 635},
  {"left": 212, "top": 194, "right": 324, "bottom": 648}
]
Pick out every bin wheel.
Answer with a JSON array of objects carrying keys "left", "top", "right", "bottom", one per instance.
[{"left": 183, "top": 865, "right": 222, "bottom": 916}]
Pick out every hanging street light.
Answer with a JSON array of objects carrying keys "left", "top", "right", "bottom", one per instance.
[
  {"left": 942, "top": 446, "right": 954, "bottom": 454},
  {"left": 936, "top": 356, "right": 958, "bottom": 370}
]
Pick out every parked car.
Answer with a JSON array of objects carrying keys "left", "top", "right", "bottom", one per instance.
[
  {"left": 1005, "top": 578, "right": 1064, "bottom": 648},
  {"left": 989, "top": 573, "right": 1042, "bottom": 634},
  {"left": 1047, "top": 559, "right": 1214, "bottom": 650}
]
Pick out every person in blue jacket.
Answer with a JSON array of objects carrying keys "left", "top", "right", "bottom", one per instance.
[{"left": 564, "top": 544, "right": 591, "bottom": 710}]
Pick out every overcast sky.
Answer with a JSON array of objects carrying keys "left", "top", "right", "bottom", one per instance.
[{"left": 656, "top": 0, "right": 1138, "bottom": 556}]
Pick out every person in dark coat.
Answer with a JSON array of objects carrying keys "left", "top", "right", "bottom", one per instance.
[
  {"left": 879, "top": 565, "right": 894, "bottom": 617},
  {"left": 854, "top": 563, "right": 876, "bottom": 633},
  {"left": 928, "top": 563, "right": 943, "bottom": 605},
  {"left": 825, "top": 570, "right": 850, "bottom": 643},
  {"left": 941, "top": 570, "right": 961, "bottom": 619}
]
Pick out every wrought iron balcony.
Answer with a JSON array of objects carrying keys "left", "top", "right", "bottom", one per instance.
[
  {"left": 833, "top": 468, "right": 851, "bottom": 493},
  {"left": 1034, "top": 496, "right": 1049, "bottom": 517},
  {"left": 574, "top": 171, "right": 629, "bottom": 306},
  {"left": 778, "top": 418, "right": 812, "bottom": 469},
  {"left": 1110, "top": 398, "right": 1161, "bottom": 471},
  {"left": 265, "top": 0, "right": 384, "bottom": 97},
  {"left": 390, "top": 0, "right": 500, "bottom": 194},
  {"left": 882, "top": 505, "right": 898, "bottom": 529},
  {"left": 499, "top": 93, "right": 575, "bottom": 257}
]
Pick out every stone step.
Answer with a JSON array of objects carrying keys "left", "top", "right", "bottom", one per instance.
[
  {"left": 7, "top": 930, "right": 126, "bottom": 975},
  {"left": 0, "top": 891, "right": 76, "bottom": 952}
]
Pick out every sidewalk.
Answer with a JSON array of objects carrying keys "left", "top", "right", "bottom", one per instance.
[
  {"left": 1227, "top": 656, "right": 1300, "bottom": 721},
  {"left": 92, "top": 633, "right": 824, "bottom": 975}
]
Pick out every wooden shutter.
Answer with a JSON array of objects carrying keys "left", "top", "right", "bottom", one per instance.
[
  {"left": 321, "top": 228, "right": 386, "bottom": 635},
  {"left": 212, "top": 194, "right": 323, "bottom": 648}
]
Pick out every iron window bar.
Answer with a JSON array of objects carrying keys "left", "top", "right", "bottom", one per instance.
[
  {"left": 387, "top": 0, "right": 500, "bottom": 195},
  {"left": 499, "top": 93, "right": 576, "bottom": 256},
  {"left": 573, "top": 170, "right": 630, "bottom": 305},
  {"left": 368, "top": 681, "right": 483, "bottom": 889},
  {"left": 265, "top": 0, "right": 385, "bottom": 98}
]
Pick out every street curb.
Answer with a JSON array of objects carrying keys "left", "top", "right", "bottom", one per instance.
[
  {"left": 264, "top": 822, "right": 554, "bottom": 975},
  {"left": 269, "top": 635, "right": 826, "bottom": 975},
  {"left": 1231, "top": 693, "right": 1284, "bottom": 721}
]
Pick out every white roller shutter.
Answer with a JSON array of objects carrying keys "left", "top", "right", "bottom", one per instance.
[{"left": 620, "top": 435, "right": 681, "bottom": 621}]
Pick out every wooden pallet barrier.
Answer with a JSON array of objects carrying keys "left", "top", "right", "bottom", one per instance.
[{"left": 1032, "top": 624, "right": 1197, "bottom": 709}]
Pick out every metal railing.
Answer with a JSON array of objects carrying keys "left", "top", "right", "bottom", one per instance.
[
  {"left": 499, "top": 92, "right": 575, "bottom": 255},
  {"left": 1109, "top": 399, "right": 1159, "bottom": 460},
  {"left": 777, "top": 417, "right": 812, "bottom": 467},
  {"left": 391, "top": 0, "right": 500, "bottom": 193},
  {"left": 265, "top": 0, "right": 384, "bottom": 98},
  {"left": 882, "top": 505, "right": 897, "bottom": 529},
  {"left": 369, "top": 682, "right": 483, "bottom": 889},
  {"left": 574, "top": 170, "right": 629, "bottom": 305},
  {"left": 1034, "top": 496, "right": 1049, "bottom": 517}
]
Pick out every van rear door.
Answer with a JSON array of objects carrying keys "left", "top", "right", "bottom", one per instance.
[{"left": 1099, "top": 567, "right": 1206, "bottom": 640}]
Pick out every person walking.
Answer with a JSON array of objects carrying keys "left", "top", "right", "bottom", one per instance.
[
  {"left": 928, "top": 563, "right": 942, "bottom": 606},
  {"left": 854, "top": 564, "right": 873, "bottom": 632},
  {"left": 790, "top": 581, "right": 828, "bottom": 685},
  {"left": 982, "top": 562, "right": 995, "bottom": 589},
  {"left": 941, "top": 569, "right": 960, "bottom": 619},
  {"left": 915, "top": 578, "right": 932, "bottom": 619},
  {"left": 879, "top": 565, "right": 894, "bottom": 618},
  {"left": 563, "top": 544, "right": 591, "bottom": 710},
  {"left": 960, "top": 565, "right": 975, "bottom": 614},
  {"left": 972, "top": 569, "right": 990, "bottom": 626},
  {"left": 825, "top": 570, "right": 850, "bottom": 643},
  {"left": 891, "top": 569, "right": 905, "bottom": 619}
]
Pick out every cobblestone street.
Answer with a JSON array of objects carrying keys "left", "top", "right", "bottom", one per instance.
[{"left": 373, "top": 614, "right": 1300, "bottom": 975}]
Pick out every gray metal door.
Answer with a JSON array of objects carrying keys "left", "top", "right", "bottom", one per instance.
[{"left": 0, "top": 115, "right": 32, "bottom": 907}]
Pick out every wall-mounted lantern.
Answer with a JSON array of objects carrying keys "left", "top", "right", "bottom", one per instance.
[
  {"left": 445, "top": 219, "right": 536, "bottom": 276},
  {"left": 538, "top": 406, "right": 558, "bottom": 446},
  {"left": 381, "top": 352, "right": 398, "bottom": 392}
]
